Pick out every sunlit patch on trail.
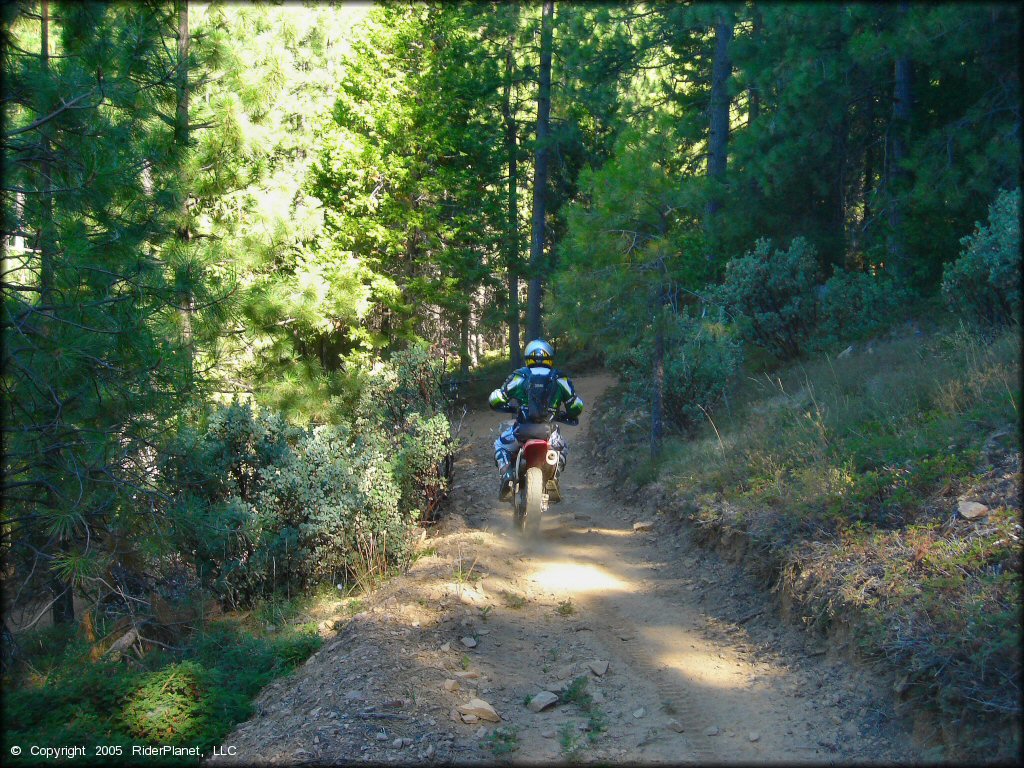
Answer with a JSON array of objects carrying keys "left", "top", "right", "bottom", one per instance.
[
  {"left": 652, "top": 646, "right": 752, "bottom": 690},
  {"left": 527, "top": 560, "right": 631, "bottom": 595},
  {"left": 636, "top": 623, "right": 766, "bottom": 691}
]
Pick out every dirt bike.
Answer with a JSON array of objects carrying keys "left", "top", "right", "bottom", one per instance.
[{"left": 506, "top": 414, "right": 577, "bottom": 535}]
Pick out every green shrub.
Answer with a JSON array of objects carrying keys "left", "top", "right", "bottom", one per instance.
[
  {"left": 356, "top": 343, "right": 455, "bottom": 523},
  {"left": 817, "top": 268, "right": 907, "bottom": 347},
  {"left": 714, "top": 237, "right": 820, "bottom": 359},
  {"left": 163, "top": 344, "right": 455, "bottom": 607},
  {"left": 4, "top": 615, "right": 322, "bottom": 764},
  {"left": 609, "top": 311, "right": 743, "bottom": 433},
  {"left": 164, "top": 404, "right": 408, "bottom": 607},
  {"left": 6, "top": 657, "right": 129, "bottom": 740},
  {"left": 356, "top": 343, "right": 453, "bottom": 430},
  {"left": 293, "top": 423, "right": 405, "bottom": 584},
  {"left": 942, "top": 187, "right": 1021, "bottom": 327},
  {"left": 123, "top": 662, "right": 216, "bottom": 743},
  {"left": 394, "top": 412, "right": 455, "bottom": 522}
]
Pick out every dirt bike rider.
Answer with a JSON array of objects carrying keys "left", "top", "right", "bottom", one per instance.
[{"left": 488, "top": 339, "right": 584, "bottom": 501}]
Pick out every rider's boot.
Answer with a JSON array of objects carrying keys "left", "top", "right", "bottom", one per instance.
[
  {"left": 498, "top": 463, "right": 514, "bottom": 501},
  {"left": 495, "top": 447, "right": 515, "bottom": 501}
]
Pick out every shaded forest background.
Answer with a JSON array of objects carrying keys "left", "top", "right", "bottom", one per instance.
[{"left": 1, "top": 0, "right": 1020, "bottom": 759}]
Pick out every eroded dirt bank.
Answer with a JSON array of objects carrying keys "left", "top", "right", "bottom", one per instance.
[{"left": 209, "top": 373, "right": 919, "bottom": 764}]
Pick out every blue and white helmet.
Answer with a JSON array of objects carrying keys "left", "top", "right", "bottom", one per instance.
[{"left": 523, "top": 339, "right": 554, "bottom": 368}]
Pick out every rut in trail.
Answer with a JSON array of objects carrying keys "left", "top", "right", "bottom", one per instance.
[{"left": 209, "top": 373, "right": 919, "bottom": 765}]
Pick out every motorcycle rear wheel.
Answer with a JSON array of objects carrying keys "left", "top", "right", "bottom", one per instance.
[{"left": 523, "top": 466, "right": 544, "bottom": 536}]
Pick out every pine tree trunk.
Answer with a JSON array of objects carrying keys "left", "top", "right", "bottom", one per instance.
[
  {"left": 508, "top": 273, "right": 522, "bottom": 366},
  {"left": 49, "top": 540, "right": 75, "bottom": 625},
  {"left": 176, "top": 0, "right": 189, "bottom": 149},
  {"left": 507, "top": 263, "right": 521, "bottom": 367},
  {"left": 745, "top": 10, "right": 762, "bottom": 200},
  {"left": 39, "top": 0, "right": 54, "bottom": 301},
  {"left": 175, "top": 0, "right": 194, "bottom": 360},
  {"left": 526, "top": 0, "right": 553, "bottom": 342},
  {"left": 650, "top": 298, "right": 665, "bottom": 461},
  {"left": 39, "top": 0, "right": 74, "bottom": 626},
  {"left": 747, "top": 10, "right": 761, "bottom": 128},
  {"left": 459, "top": 306, "right": 470, "bottom": 378},
  {"left": 503, "top": 23, "right": 523, "bottom": 367},
  {"left": 887, "top": 1, "right": 912, "bottom": 278},
  {"left": 704, "top": 12, "right": 733, "bottom": 252},
  {"left": 863, "top": 95, "right": 875, "bottom": 233},
  {"left": 834, "top": 110, "right": 849, "bottom": 260}
]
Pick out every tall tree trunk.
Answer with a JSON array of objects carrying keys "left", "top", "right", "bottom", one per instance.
[
  {"left": 507, "top": 274, "right": 522, "bottom": 365},
  {"left": 526, "top": 0, "right": 553, "bottom": 342},
  {"left": 175, "top": 0, "right": 189, "bottom": 149},
  {"left": 175, "top": 0, "right": 194, "bottom": 361},
  {"left": 503, "top": 21, "right": 523, "bottom": 367},
  {"left": 745, "top": 9, "right": 762, "bottom": 201},
  {"left": 887, "top": 1, "right": 912, "bottom": 279},
  {"left": 39, "top": 0, "right": 54, "bottom": 300},
  {"left": 833, "top": 110, "right": 849, "bottom": 263},
  {"left": 704, "top": 12, "right": 733, "bottom": 255},
  {"left": 650, "top": 295, "right": 665, "bottom": 461},
  {"left": 39, "top": 0, "right": 73, "bottom": 626},
  {"left": 459, "top": 305, "right": 470, "bottom": 378},
  {"left": 862, "top": 94, "right": 876, "bottom": 235},
  {"left": 747, "top": 9, "right": 760, "bottom": 128}
]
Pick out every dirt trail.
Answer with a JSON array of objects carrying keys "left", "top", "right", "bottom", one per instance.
[{"left": 209, "top": 373, "right": 919, "bottom": 765}]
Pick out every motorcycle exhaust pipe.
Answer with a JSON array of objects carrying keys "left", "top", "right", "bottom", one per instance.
[{"left": 546, "top": 450, "right": 559, "bottom": 466}]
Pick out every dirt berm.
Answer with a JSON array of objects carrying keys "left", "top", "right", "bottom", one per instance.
[{"left": 208, "top": 373, "right": 921, "bottom": 764}]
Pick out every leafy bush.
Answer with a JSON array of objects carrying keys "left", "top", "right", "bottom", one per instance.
[
  {"left": 4, "top": 614, "right": 321, "bottom": 764},
  {"left": 123, "top": 662, "right": 216, "bottom": 743},
  {"left": 714, "top": 237, "right": 821, "bottom": 359},
  {"left": 817, "top": 268, "right": 907, "bottom": 347},
  {"left": 609, "top": 311, "right": 743, "bottom": 433},
  {"left": 164, "top": 405, "right": 408, "bottom": 606},
  {"left": 356, "top": 343, "right": 453, "bottom": 430},
  {"left": 356, "top": 343, "right": 455, "bottom": 523},
  {"left": 394, "top": 412, "right": 455, "bottom": 522},
  {"left": 942, "top": 187, "right": 1021, "bottom": 327},
  {"left": 163, "top": 344, "right": 454, "bottom": 607}
]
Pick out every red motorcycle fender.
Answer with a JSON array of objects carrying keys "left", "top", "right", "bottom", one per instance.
[{"left": 520, "top": 439, "right": 551, "bottom": 472}]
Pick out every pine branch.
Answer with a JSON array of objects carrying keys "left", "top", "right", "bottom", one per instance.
[
  {"left": 4, "top": 90, "right": 97, "bottom": 139},
  {"left": 153, "top": 109, "right": 177, "bottom": 128}
]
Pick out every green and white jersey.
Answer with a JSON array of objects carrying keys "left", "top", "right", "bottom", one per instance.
[{"left": 488, "top": 366, "right": 584, "bottom": 422}]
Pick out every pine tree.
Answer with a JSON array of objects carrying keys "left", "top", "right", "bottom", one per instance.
[
  {"left": 309, "top": 4, "right": 506, "bottom": 374},
  {"left": 2, "top": 0, "right": 196, "bottom": 623}
]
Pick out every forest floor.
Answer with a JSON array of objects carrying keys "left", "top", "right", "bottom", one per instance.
[{"left": 207, "top": 373, "right": 921, "bottom": 765}]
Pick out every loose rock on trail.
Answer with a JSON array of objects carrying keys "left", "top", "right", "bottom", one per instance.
[{"left": 208, "top": 373, "right": 918, "bottom": 764}]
